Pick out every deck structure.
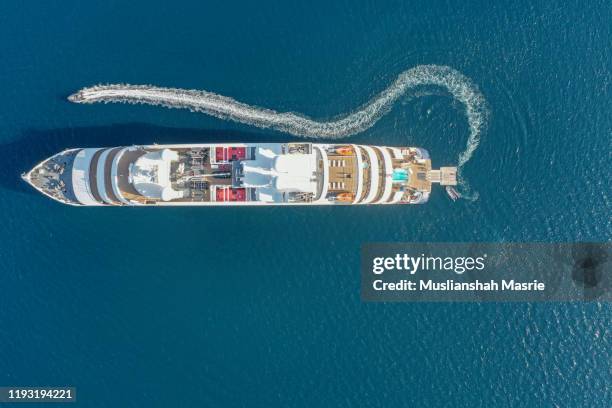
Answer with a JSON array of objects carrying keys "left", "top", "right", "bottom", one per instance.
[{"left": 23, "top": 142, "right": 456, "bottom": 206}]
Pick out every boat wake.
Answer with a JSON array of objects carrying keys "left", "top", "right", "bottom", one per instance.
[{"left": 69, "top": 64, "right": 488, "bottom": 201}]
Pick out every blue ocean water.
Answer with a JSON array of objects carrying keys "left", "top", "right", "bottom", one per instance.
[{"left": 0, "top": 1, "right": 610, "bottom": 407}]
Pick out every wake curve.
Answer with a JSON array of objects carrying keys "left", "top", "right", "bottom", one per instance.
[{"left": 69, "top": 64, "right": 488, "bottom": 199}]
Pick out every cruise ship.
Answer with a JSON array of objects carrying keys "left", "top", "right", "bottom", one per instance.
[{"left": 22, "top": 143, "right": 457, "bottom": 206}]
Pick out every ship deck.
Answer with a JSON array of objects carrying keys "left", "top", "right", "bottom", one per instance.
[
  {"left": 25, "top": 150, "right": 80, "bottom": 205},
  {"left": 32, "top": 142, "right": 448, "bottom": 206}
]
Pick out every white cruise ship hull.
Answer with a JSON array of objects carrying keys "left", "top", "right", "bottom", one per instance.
[{"left": 23, "top": 142, "right": 457, "bottom": 206}]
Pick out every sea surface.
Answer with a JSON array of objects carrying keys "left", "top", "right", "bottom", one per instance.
[{"left": 0, "top": 1, "right": 610, "bottom": 407}]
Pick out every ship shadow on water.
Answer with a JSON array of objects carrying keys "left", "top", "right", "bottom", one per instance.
[{"left": 3, "top": 123, "right": 294, "bottom": 194}]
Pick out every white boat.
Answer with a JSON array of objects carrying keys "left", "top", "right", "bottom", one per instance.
[{"left": 22, "top": 142, "right": 457, "bottom": 206}]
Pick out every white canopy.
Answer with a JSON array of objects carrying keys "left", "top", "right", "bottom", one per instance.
[
  {"left": 273, "top": 154, "right": 314, "bottom": 177},
  {"left": 131, "top": 149, "right": 183, "bottom": 201},
  {"left": 238, "top": 147, "right": 318, "bottom": 199}
]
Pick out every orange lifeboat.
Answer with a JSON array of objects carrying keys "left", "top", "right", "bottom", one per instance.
[
  {"left": 336, "top": 192, "right": 354, "bottom": 202},
  {"left": 334, "top": 146, "right": 353, "bottom": 155}
]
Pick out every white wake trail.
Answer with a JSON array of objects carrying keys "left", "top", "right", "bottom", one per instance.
[{"left": 69, "top": 64, "right": 488, "bottom": 199}]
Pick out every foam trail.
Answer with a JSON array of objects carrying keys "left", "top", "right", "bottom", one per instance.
[{"left": 69, "top": 65, "right": 488, "bottom": 199}]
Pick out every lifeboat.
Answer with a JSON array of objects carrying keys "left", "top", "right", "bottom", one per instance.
[
  {"left": 334, "top": 146, "right": 353, "bottom": 156},
  {"left": 336, "top": 192, "right": 354, "bottom": 202}
]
